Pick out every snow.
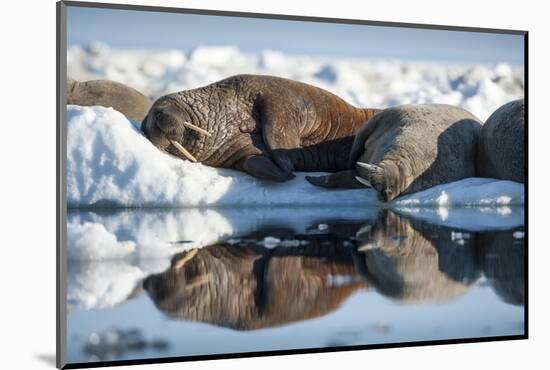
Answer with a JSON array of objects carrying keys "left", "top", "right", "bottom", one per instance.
[
  {"left": 394, "top": 178, "right": 524, "bottom": 207},
  {"left": 65, "top": 45, "right": 525, "bottom": 312},
  {"left": 68, "top": 44, "right": 524, "bottom": 121},
  {"left": 67, "top": 105, "right": 523, "bottom": 208},
  {"left": 67, "top": 105, "right": 376, "bottom": 207}
]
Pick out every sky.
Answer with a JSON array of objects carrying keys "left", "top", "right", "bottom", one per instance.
[{"left": 66, "top": 5, "right": 525, "bottom": 65}]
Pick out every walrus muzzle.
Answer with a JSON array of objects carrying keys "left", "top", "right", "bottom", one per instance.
[{"left": 141, "top": 98, "right": 211, "bottom": 162}]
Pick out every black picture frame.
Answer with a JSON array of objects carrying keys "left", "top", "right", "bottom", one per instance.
[{"left": 56, "top": 1, "right": 528, "bottom": 368}]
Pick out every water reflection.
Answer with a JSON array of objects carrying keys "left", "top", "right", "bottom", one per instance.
[
  {"left": 354, "top": 211, "right": 481, "bottom": 303},
  {"left": 142, "top": 210, "right": 524, "bottom": 331},
  {"left": 143, "top": 232, "right": 367, "bottom": 330},
  {"left": 82, "top": 328, "right": 169, "bottom": 362},
  {"left": 478, "top": 227, "right": 525, "bottom": 305}
]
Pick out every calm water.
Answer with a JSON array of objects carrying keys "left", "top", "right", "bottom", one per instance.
[{"left": 66, "top": 207, "right": 525, "bottom": 364}]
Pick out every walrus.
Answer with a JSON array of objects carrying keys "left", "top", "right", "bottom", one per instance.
[
  {"left": 478, "top": 227, "right": 525, "bottom": 306},
  {"left": 306, "top": 104, "right": 482, "bottom": 202},
  {"left": 353, "top": 211, "right": 480, "bottom": 303},
  {"left": 67, "top": 77, "right": 152, "bottom": 122},
  {"left": 477, "top": 99, "right": 525, "bottom": 183},
  {"left": 140, "top": 74, "right": 380, "bottom": 182},
  {"left": 143, "top": 230, "right": 366, "bottom": 330}
]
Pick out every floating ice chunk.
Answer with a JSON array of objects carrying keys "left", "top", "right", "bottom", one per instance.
[
  {"left": 260, "top": 236, "right": 281, "bottom": 248},
  {"left": 513, "top": 231, "right": 525, "bottom": 239},
  {"left": 451, "top": 231, "right": 471, "bottom": 241}
]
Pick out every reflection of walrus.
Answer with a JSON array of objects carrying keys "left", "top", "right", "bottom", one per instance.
[
  {"left": 67, "top": 77, "right": 152, "bottom": 122},
  {"left": 478, "top": 227, "right": 525, "bottom": 306},
  {"left": 478, "top": 99, "right": 525, "bottom": 183},
  {"left": 307, "top": 105, "right": 481, "bottom": 201},
  {"left": 353, "top": 211, "right": 481, "bottom": 303},
  {"left": 140, "top": 74, "right": 380, "bottom": 182},
  {"left": 143, "top": 236, "right": 366, "bottom": 330}
]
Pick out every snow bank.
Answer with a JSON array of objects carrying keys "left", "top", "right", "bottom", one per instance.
[
  {"left": 67, "top": 105, "right": 524, "bottom": 208},
  {"left": 393, "top": 206, "right": 524, "bottom": 231},
  {"left": 393, "top": 178, "right": 524, "bottom": 207},
  {"left": 67, "top": 44, "right": 524, "bottom": 121},
  {"left": 67, "top": 105, "right": 376, "bottom": 207}
]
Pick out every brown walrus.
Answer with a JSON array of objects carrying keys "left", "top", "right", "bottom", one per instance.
[
  {"left": 306, "top": 104, "right": 482, "bottom": 202},
  {"left": 140, "top": 74, "right": 380, "bottom": 182},
  {"left": 477, "top": 99, "right": 525, "bottom": 183},
  {"left": 67, "top": 77, "right": 152, "bottom": 122},
  {"left": 143, "top": 233, "right": 366, "bottom": 330}
]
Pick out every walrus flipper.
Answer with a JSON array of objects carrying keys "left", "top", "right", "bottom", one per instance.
[
  {"left": 356, "top": 162, "right": 392, "bottom": 201},
  {"left": 305, "top": 170, "right": 365, "bottom": 189},
  {"left": 242, "top": 155, "right": 296, "bottom": 182}
]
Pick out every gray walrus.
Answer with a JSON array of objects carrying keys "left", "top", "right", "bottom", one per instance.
[
  {"left": 478, "top": 227, "right": 525, "bottom": 306},
  {"left": 306, "top": 104, "right": 482, "bottom": 202},
  {"left": 140, "top": 74, "right": 380, "bottom": 182},
  {"left": 477, "top": 99, "right": 525, "bottom": 183},
  {"left": 353, "top": 211, "right": 480, "bottom": 303},
  {"left": 67, "top": 77, "right": 152, "bottom": 122}
]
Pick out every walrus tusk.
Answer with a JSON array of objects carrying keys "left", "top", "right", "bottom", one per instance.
[
  {"left": 358, "top": 243, "right": 379, "bottom": 252},
  {"left": 355, "top": 176, "right": 372, "bottom": 188},
  {"left": 170, "top": 140, "right": 198, "bottom": 162},
  {"left": 174, "top": 249, "right": 198, "bottom": 271},
  {"left": 185, "top": 272, "right": 213, "bottom": 290},
  {"left": 183, "top": 121, "right": 212, "bottom": 137}
]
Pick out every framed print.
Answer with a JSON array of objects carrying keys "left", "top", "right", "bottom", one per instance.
[{"left": 57, "top": 1, "right": 527, "bottom": 368}]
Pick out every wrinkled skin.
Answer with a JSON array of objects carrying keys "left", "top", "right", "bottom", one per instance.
[
  {"left": 141, "top": 74, "right": 379, "bottom": 182},
  {"left": 67, "top": 77, "right": 152, "bottom": 122},
  {"left": 478, "top": 99, "right": 525, "bottom": 183},
  {"left": 143, "top": 232, "right": 366, "bottom": 330},
  {"left": 307, "top": 104, "right": 482, "bottom": 202}
]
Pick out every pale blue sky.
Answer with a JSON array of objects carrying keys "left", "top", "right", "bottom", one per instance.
[{"left": 67, "top": 6, "right": 524, "bottom": 65}]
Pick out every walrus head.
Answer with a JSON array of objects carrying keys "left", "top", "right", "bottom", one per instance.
[{"left": 141, "top": 95, "right": 211, "bottom": 162}]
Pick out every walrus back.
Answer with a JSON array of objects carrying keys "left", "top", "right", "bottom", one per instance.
[
  {"left": 477, "top": 99, "right": 525, "bottom": 183},
  {"left": 357, "top": 104, "right": 482, "bottom": 198},
  {"left": 67, "top": 78, "right": 152, "bottom": 122}
]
